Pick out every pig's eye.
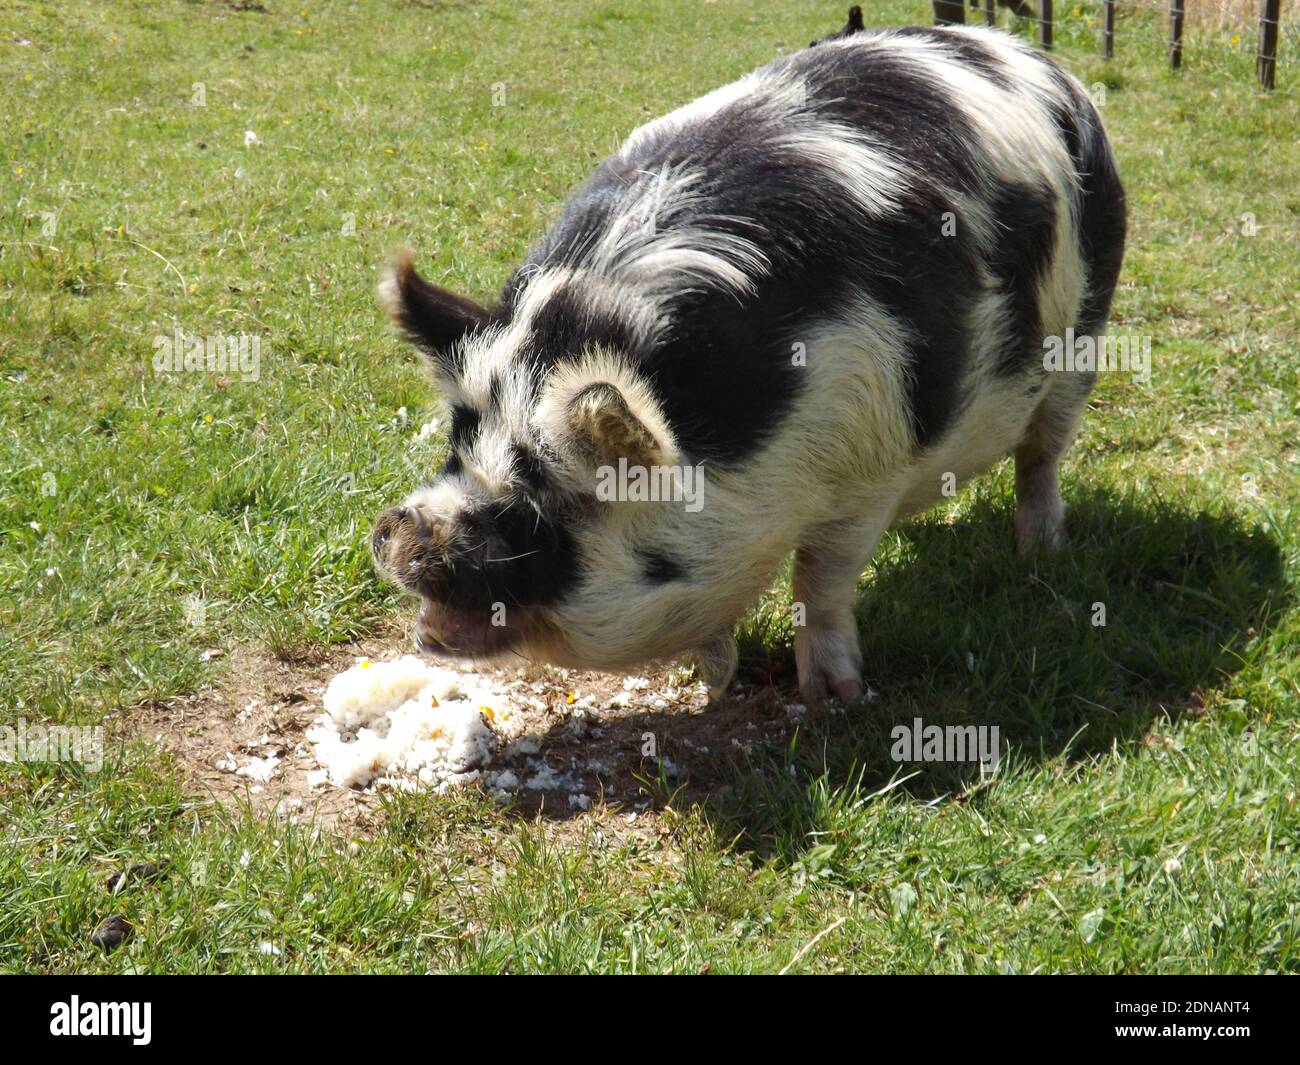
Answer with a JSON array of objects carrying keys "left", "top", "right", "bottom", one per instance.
[{"left": 511, "top": 442, "right": 550, "bottom": 496}]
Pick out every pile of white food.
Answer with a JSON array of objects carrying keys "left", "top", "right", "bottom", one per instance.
[{"left": 307, "top": 655, "right": 510, "bottom": 791}]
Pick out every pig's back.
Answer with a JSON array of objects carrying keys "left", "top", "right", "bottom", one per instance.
[{"left": 508, "top": 26, "right": 1124, "bottom": 467}]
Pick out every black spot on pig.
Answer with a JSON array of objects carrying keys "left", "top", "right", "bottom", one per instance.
[
  {"left": 987, "top": 180, "right": 1058, "bottom": 377},
  {"left": 520, "top": 280, "right": 650, "bottom": 368},
  {"left": 448, "top": 404, "right": 481, "bottom": 450},
  {"left": 638, "top": 549, "right": 686, "bottom": 585}
]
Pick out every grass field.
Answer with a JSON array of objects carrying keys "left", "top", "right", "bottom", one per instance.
[{"left": 1, "top": 0, "right": 1297, "bottom": 973}]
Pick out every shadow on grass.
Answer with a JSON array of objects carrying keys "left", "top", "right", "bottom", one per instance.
[
  {"left": 712, "top": 486, "right": 1287, "bottom": 857},
  {"left": 510, "top": 488, "right": 1286, "bottom": 856}
]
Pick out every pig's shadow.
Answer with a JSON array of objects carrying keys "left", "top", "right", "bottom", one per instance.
[{"left": 514, "top": 488, "right": 1286, "bottom": 847}]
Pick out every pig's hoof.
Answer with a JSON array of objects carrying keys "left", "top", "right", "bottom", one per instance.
[
  {"left": 694, "top": 632, "right": 738, "bottom": 700},
  {"left": 799, "top": 668, "right": 865, "bottom": 705},
  {"left": 1014, "top": 497, "right": 1066, "bottom": 554},
  {"left": 1015, "top": 524, "right": 1065, "bottom": 554},
  {"left": 796, "top": 624, "right": 864, "bottom": 705}
]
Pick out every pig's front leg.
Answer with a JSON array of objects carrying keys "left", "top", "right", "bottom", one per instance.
[
  {"left": 694, "top": 630, "right": 739, "bottom": 701},
  {"left": 793, "top": 513, "right": 890, "bottom": 705}
]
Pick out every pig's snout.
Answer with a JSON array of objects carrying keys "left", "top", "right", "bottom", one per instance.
[
  {"left": 371, "top": 505, "right": 440, "bottom": 585},
  {"left": 371, "top": 505, "right": 406, "bottom": 552},
  {"left": 371, "top": 504, "right": 526, "bottom": 661}
]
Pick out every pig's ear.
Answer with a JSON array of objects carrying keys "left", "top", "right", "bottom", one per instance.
[
  {"left": 847, "top": 5, "right": 864, "bottom": 33},
  {"left": 565, "top": 382, "right": 669, "bottom": 467},
  {"left": 379, "top": 249, "right": 489, "bottom": 364},
  {"left": 537, "top": 358, "right": 680, "bottom": 475}
]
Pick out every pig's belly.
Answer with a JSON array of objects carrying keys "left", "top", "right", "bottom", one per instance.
[{"left": 890, "top": 378, "right": 1045, "bottom": 521}]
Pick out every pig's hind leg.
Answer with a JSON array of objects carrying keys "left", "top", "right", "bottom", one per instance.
[
  {"left": 1013, "top": 371, "right": 1094, "bottom": 552},
  {"left": 793, "top": 509, "right": 892, "bottom": 705}
]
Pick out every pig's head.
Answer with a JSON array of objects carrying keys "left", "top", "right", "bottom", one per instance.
[{"left": 371, "top": 252, "right": 740, "bottom": 695}]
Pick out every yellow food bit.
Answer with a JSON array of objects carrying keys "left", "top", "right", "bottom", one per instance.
[
  {"left": 358, "top": 658, "right": 371, "bottom": 670},
  {"left": 480, "top": 705, "right": 494, "bottom": 720},
  {"left": 430, "top": 694, "right": 439, "bottom": 708},
  {"left": 566, "top": 692, "right": 576, "bottom": 704}
]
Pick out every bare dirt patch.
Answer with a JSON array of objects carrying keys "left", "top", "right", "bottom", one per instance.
[{"left": 131, "top": 632, "right": 804, "bottom": 833}]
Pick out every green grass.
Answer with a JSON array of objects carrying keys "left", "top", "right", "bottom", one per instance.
[{"left": 1, "top": 0, "right": 1297, "bottom": 973}]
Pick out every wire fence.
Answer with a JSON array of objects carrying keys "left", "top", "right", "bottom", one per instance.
[{"left": 931, "top": 0, "right": 1290, "bottom": 90}]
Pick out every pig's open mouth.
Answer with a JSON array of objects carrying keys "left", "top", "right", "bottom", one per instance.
[{"left": 413, "top": 598, "right": 520, "bottom": 661}]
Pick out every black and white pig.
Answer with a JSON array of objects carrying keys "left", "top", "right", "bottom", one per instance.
[{"left": 371, "top": 24, "right": 1126, "bottom": 704}]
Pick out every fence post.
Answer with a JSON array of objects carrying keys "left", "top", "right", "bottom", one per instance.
[
  {"left": 1170, "top": 0, "right": 1185, "bottom": 69},
  {"left": 1041, "top": 0, "right": 1054, "bottom": 50},
  {"left": 1103, "top": 0, "right": 1115, "bottom": 59},
  {"left": 933, "top": 1, "right": 966, "bottom": 24},
  {"left": 984, "top": 0, "right": 996, "bottom": 27},
  {"left": 1258, "top": 0, "right": 1281, "bottom": 91}
]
